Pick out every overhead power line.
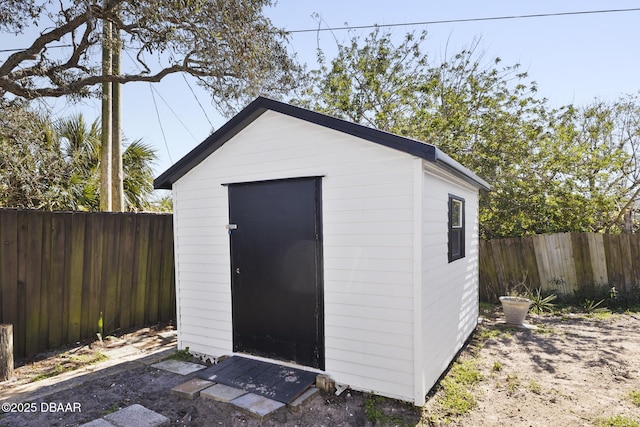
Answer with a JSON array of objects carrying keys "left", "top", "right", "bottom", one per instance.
[
  {"left": 286, "top": 7, "right": 640, "bottom": 33},
  {"left": 181, "top": 73, "right": 215, "bottom": 130},
  {"left": 148, "top": 83, "right": 173, "bottom": 164},
  {"left": 2, "top": 7, "right": 639, "bottom": 53},
  {"left": 0, "top": 44, "right": 71, "bottom": 53}
]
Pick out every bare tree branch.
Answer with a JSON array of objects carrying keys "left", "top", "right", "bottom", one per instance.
[{"left": 0, "top": 0, "right": 303, "bottom": 114}]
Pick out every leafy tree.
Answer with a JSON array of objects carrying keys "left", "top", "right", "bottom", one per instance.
[
  {"left": 146, "top": 194, "right": 173, "bottom": 213},
  {"left": 554, "top": 98, "right": 640, "bottom": 232},
  {"left": 55, "top": 114, "right": 158, "bottom": 211},
  {"left": 0, "top": 100, "right": 73, "bottom": 210},
  {"left": 296, "top": 29, "right": 640, "bottom": 238},
  {"left": 55, "top": 112, "right": 102, "bottom": 209},
  {"left": 0, "top": 0, "right": 302, "bottom": 113},
  {"left": 297, "top": 29, "right": 431, "bottom": 132},
  {"left": 122, "top": 139, "right": 156, "bottom": 210},
  {"left": 0, "top": 101, "right": 157, "bottom": 211}
]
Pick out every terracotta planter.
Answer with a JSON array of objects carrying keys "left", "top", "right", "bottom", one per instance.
[{"left": 499, "top": 296, "right": 532, "bottom": 326}]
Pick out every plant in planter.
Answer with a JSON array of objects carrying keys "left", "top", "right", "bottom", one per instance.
[
  {"left": 528, "top": 287, "right": 557, "bottom": 314},
  {"left": 499, "top": 295, "right": 532, "bottom": 326},
  {"left": 500, "top": 274, "right": 533, "bottom": 326}
]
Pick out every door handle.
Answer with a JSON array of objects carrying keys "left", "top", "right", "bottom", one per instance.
[{"left": 235, "top": 267, "right": 240, "bottom": 274}]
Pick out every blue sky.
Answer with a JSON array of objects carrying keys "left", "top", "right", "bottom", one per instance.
[{"left": 8, "top": 1, "right": 640, "bottom": 179}]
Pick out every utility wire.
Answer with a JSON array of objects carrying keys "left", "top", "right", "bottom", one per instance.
[
  {"left": 148, "top": 83, "right": 199, "bottom": 142},
  {"left": 3, "top": 7, "right": 640, "bottom": 53},
  {"left": 149, "top": 84, "right": 173, "bottom": 164},
  {"left": 122, "top": 49, "right": 199, "bottom": 142},
  {"left": 0, "top": 44, "right": 71, "bottom": 53},
  {"left": 181, "top": 73, "right": 214, "bottom": 130},
  {"left": 121, "top": 49, "right": 204, "bottom": 164},
  {"left": 287, "top": 7, "right": 640, "bottom": 33}
]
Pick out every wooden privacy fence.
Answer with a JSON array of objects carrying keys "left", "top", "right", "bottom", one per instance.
[
  {"left": 0, "top": 209, "right": 175, "bottom": 358},
  {"left": 479, "top": 232, "right": 640, "bottom": 302}
]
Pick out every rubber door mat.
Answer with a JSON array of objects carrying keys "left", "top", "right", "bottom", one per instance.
[{"left": 197, "top": 356, "right": 317, "bottom": 404}]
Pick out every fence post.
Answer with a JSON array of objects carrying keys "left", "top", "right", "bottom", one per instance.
[{"left": 0, "top": 324, "right": 14, "bottom": 381}]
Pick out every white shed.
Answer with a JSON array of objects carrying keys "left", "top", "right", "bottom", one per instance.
[{"left": 154, "top": 97, "right": 490, "bottom": 405}]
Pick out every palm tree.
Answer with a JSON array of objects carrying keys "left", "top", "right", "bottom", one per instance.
[
  {"left": 56, "top": 114, "right": 101, "bottom": 210},
  {"left": 122, "top": 139, "right": 156, "bottom": 211},
  {"left": 0, "top": 102, "right": 76, "bottom": 210},
  {"left": 55, "top": 114, "right": 157, "bottom": 211},
  {"left": 0, "top": 108, "right": 157, "bottom": 211}
]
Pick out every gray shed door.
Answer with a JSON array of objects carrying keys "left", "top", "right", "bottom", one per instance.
[{"left": 228, "top": 177, "right": 324, "bottom": 369}]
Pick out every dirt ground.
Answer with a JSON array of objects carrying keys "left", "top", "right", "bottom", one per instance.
[
  {"left": 1, "top": 309, "right": 639, "bottom": 426},
  {"left": 455, "top": 309, "right": 640, "bottom": 427}
]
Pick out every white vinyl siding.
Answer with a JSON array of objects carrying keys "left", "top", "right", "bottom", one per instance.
[
  {"left": 419, "top": 163, "right": 480, "bottom": 402},
  {"left": 172, "top": 110, "right": 416, "bottom": 401}
]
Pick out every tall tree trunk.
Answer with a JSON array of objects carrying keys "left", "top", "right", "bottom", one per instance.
[
  {"left": 100, "top": 17, "right": 112, "bottom": 212},
  {"left": 111, "top": 20, "right": 124, "bottom": 212}
]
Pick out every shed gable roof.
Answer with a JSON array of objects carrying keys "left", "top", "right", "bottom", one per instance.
[{"left": 154, "top": 97, "right": 490, "bottom": 190}]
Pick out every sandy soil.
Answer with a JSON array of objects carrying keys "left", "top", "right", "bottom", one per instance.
[
  {"left": 1, "top": 310, "right": 639, "bottom": 426},
  {"left": 457, "top": 310, "right": 640, "bottom": 427}
]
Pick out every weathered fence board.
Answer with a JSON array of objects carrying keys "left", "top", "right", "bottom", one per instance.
[
  {"left": 480, "top": 232, "right": 640, "bottom": 301},
  {"left": 588, "top": 233, "right": 608, "bottom": 285},
  {"left": 571, "top": 233, "right": 591, "bottom": 288},
  {"left": 118, "top": 215, "right": 136, "bottom": 331},
  {"left": 25, "top": 211, "right": 43, "bottom": 355},
  {"left": 631, "top": 237, "right": 640, "bottom": 285},
  {"left": 0, "top": 209, "right": 175, "bottom": 358},
  {"left": 67, "top": 213, "right": 85, "bottom": 343},
  {"left": 0, "top": 211, "right": 18, "bottom": 335}
]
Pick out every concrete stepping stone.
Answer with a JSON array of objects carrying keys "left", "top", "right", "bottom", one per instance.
[
  {"left": 288, "top": 387, "right": 320, "bottom": 409},
  {"left": 201, "top": 383, "right": 248, "bottom": 403},
  {"left": 157, "top": 330, "right": 177, "bottom": 340},
  {"left": 103, "top": 404, "right": 169, "bottom": 427},
  {"left": 78, "top": 419, "right": 116, "bottom": 427},
  {"left": 171, "top": 378, "right": 215, "bottom": 399},
  {"left": 231, "top": 393, "right": 285, "bottom": 419},
  {"left": 151, "top": 359, "right": 205, "bottom": 375}
]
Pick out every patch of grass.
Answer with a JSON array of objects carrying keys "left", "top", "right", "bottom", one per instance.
[
  {"left": 479, "top": 302, "right": 495, "bottom": 316},
  {"left": 437, "top": 359, "right": 483, "bottom": 417},
  {"left": 492, "top": 361, "right": 503, "bottom": 372},
  {"left": 477, "top": 328, "right": 503, "bottom": 340},
  {"left": 364, "top": 394, "right": 383, "bottom": 422},
  {"left": 506, "top": 374, "right": 520, "bottom": 394},
  {"left": 594, "top": 415, "right": 640, "bottom": 427},
  {"left": 528, "top": 380, "right": 542, "bottom": 394},
  {"left": 166, "top": 347, "right": 192, "bottom": 361},
  {"left": 532, "top": 325, "right": 557, "bottom": 335},
  {"left": 364, "top": 394, "right": 405, "bottom": 426},
  {"left": 629, "top": 391, "right": 640, "bottom": 407},
  {"left": 102, "top": 403, "right": 120, "bottom": 415},
  {"left": 587, "top": 310, "right": 614, "bottom": 321},
  {"left": 477, "top": 326, "right": 515, "bottom": 343},
  {"left": 30, "top": 351, "right": 107, "bottom": 382}
]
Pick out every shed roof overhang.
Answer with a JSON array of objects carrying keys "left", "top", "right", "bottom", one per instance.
[{"left": 153, "top": 97, "right": 490, "bottom": 191}]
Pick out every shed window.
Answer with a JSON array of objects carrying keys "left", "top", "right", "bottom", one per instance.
[{"left": 448, "top": 195, "right": 465, "bottom": 262}]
